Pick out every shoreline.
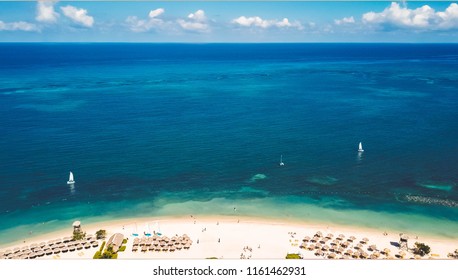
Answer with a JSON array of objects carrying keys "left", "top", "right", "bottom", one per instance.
[{"left": 1, "top": 214, "right": 457, "bottom": 259}]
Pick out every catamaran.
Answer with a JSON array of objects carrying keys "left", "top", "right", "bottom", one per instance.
[
  {"left": 358, "top": 142, "right": 364, "bottom": 152},
  {"left": 67, "top": 171, "right": 75, "bottom": 184}
]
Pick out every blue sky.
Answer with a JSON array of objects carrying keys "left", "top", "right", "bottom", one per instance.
[{"left": 1, "top": 1, "right": 458, "bottom": 42}]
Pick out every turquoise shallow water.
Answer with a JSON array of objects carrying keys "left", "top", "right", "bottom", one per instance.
[{"left": 0, "top": 43, "right": 457, "bottom": 245}]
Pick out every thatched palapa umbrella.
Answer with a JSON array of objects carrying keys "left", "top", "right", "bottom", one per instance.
[
  {"left": 337, "top": 234, "right": 345, "bottom": 240},
  {"left": 315, "top": 231, "right": 323, "bottom": 238},
  {"left": 362, "top": 237, "right": 369, "bottom": 244},
  {"left": 314, "top": 249, "right": 323, "bottom": 256},
  {"left": 348, "top": 236, "right": 356, "bottom": 242},
  {"left": 326, "top": 233, "right": 334, "bottom": 240},
  {"left": 368, "top": 244, "right": 377, "bottom": 251},
  {"left": 302, "top": 236, "right": 311, "bottom": 242},
  {"left": 307, "top": 245, "right": 315, "bottom": 251},
  {"left": 328, "top": 253, "right": 337, "bottom": 259}
]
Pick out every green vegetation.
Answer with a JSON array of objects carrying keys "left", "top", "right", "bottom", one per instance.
[
  {"left": 93, "top": 241, "right": 107, "bottom": 259},
  {"left": 96, "top": 229, "right": 107, "bottom": 240},
  {"left": 285, "top": 253, "right": 302, "bottom": 259},
  {"left": 72, "top": 231, "right": 86, "bottom": 241},
  {"left": 413, "top": 242, "right": 431, "bottom": 256},
  {"left": 119, "top": 246, "right": 126, "bottom": 252},
  {"left": 122, "top": 238, "right": 128, "bottom": 244}
]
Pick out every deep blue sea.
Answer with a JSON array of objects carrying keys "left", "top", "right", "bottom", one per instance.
[{"left": 1, "top": 43, "right": 458, "bottom": 246}]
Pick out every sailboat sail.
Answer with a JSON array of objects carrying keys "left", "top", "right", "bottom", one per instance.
[
  {"left": 67, "top": 172, "right": 75, "bottom": 184},
  {"left": 358, "top": 142, "right": 364, "bottom": 152}
]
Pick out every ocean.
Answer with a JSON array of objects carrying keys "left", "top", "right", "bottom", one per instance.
[{"left": 0, "top": 43, "right": 457, "bottom": 246}]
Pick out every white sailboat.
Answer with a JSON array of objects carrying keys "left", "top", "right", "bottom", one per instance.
[
  {"left": 358, "top": 142, "right": 364, "bottom": 152},
  {"left": 279, "top": 155, "right": 285, "bottom": 166},
  {"left": 67, "top": 171, "right": 75, "bottom": 184}
]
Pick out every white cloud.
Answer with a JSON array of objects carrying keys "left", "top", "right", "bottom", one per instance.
[
  {"left": 232, "top": 16, "right": 303, "bottom": 30},
  {"left": 362, "top": 2, "right": 458, "bottom": 30},
  {"left": 126, "top": 8, "right": 165, "bottom": 32},
  {"left": 0, "top": 20, "right": 39, "bottom": 32},
  {"left": 60, "top": 5, "right": 94, "bottom": 27},
  {"left": 187, "top": 10, "right": 206, "bottom": 22},
  {"left": 177, "top": 10, "right": 209, "bottom": 32},
  {"left": 149, "top": 8, "right": 164, "bottom": 19},
  {"left": 36, "top": 1, "right": 59, "bottom": 23},
  {"left": 334, "top": 16, "right": 355, "bottom": 25}
]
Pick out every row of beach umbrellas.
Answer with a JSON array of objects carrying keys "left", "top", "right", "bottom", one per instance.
[
  {"left": 132, "top": 234, "right": 193, "bottom": 253},
  {"left": 1, "top": 239, "right": 99, "bottom": 260},
  {"left": 300, "top": 231, "right": 393, "bottom": 260}
]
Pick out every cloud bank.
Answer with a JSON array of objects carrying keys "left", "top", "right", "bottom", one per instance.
[
  {"left": 362, "top": 2, "right": 458, "bottom": 30},
  {"left": 232, "top": 16, "right": 303, "bottom": 30}
]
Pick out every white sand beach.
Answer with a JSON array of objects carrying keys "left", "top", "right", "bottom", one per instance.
[{"left": 1, "top": 215, "right": 457, "bottom": 260}]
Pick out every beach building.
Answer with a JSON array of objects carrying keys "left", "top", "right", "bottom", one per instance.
[{"left": 106, "top": 233, "right": 124, "bottom": 253}]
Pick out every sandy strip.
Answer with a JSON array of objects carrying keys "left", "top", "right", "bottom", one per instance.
[{"left": 1, "top": 215, "right": 457, "bottom": 260}]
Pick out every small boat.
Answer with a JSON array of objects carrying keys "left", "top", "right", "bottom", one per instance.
[
  {"left": 67, "top": 172, "right": 75, "bottom": 184},
  {"left": 358, "top": 142, "right": 364, "bottom": 152},
  {"left": 279, "top": 155, "right": 285, "bottom": 166}
]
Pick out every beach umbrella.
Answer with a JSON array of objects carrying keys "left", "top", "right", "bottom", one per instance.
[
  {"left": 154, "top": 247, "right": 161, "bottom": 252},
  {"left": 68, "top": 245, "right": 75, "bottom": 252},
  {"left": 370, "top": 254, "right": 378, "bottom": 259},
  {"left": 368, "top": 244, "right": 377, "bottom": 251},
  {"left": 185, "top": 242, "right": 192, "bottom": 249},
  {"left": 61, "top": 247, "right": 68, "bottom": 253},
  {"left": 39, "top": 242, "right": 46, "bottom": 248},
  {"left": 383, "top": 248, "right": 391, "bottom": 255},
  {"left": 132, "top": 246, "right": 138, "bottom": 252},
  {"left": 162, "top": 247, "right": 168, "bottom": 252},
  {"left": 169, "top": 246, "right": 176, "bottom": 252},
  {"left": 84, "top": 243, "right": 91, "bottom": 249},
  {"left": 307, "top": 245, "right": 315, "bottom": 251},
  {"left": 314, "top": 249, "right": 323, "bottom": 256},
  {"left": 319, "top": 238, "right": 327, "bottom": 244},
  {"left": 345, "top": 249, "right": 353, "bottom": 256},
  {"left": 30, "top": 243, "right": 38, "bottom": 249},
  {"left": 337, "top": 234, "right": 345, "bottom": 240},
  {"left": 331, "top": 245, "right": 339, "bottom": 252},
  {"left": 322, "top": 245, "right": 330, "bottom": 252},
  {"left": 59, "top": 243, "right": 65, "bottom": 248},
  {"left": 328, "top": 253, "right": 337, "bottom": 259},
  {"left": 331, "top": 240, "right": 339, "bottom": 246},
  {"left": 315, "top": 231, "right": 323, "bottom": 237},
  {"left": 342, "top": 241, "right": 350, "bottom": 248},
  {"left": 302, "top": 236, "right": 311, "bottom": 242},
  {"left": 55, "top": 238, "right": 62, "bottom": 244},
  {"left": 92, "top": 242, "right": 99, "bottom": 248},
  {"left": 300, "top": 242, "right": 307, "bottom": 249},
  {"left": 348, "top": 236, "right": 356, "bottom": 242},
  {"left": 76, "top": 244, "right": 83, "bottom": 250},
  {"left": 338, "top": 247, "right": 345, "bottom": 254},
  {"left": 326, "top": 233, "right": 334, "bottom": 239},
  {"left": 176, "top": 244, "right": 183, "bottom": 250},
  {"left": 362, "top": 237, "right": 369, "bottom": 244},
  {"left": 314, "top": 243, "right": 322, "bottom": 250},
  {"left": 36, "top": 250, "right": 45, "bottom": 257},
  {"left": 63, "top": 237, "right": 71, "bottom": 243},
  {"left": 352, "top": 251, "right": 361, "bottom": 259},
  {"left": 141, "top": 246, "right": 147, "bottom": 252},
  {"left": 311, "top": 236, "right": 319, "bottom": 243},
  {"left": 53, "top": 249, "right": 61, "bottom": 254},
  {"left": 361, "top": 252, "right": 369, "bottom": 259},
  {"left": 47, "top": 240, "right": 54, "bottom": 246},
  {"left": 13, "top": 247, "right": 20, "bottom": 253},
  {"left": 354, "top": 243, "right": 363, "bottom": 250},
  {"left": 86, "top": 234, "right": 93, "bottom": 240}
]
